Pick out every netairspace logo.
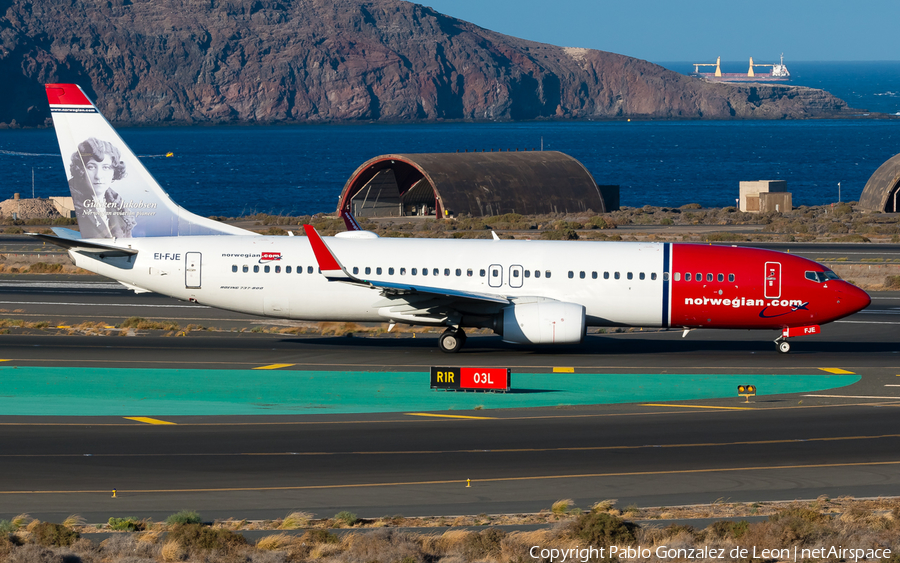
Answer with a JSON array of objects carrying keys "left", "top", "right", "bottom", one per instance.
[{"left": 529, "top": 545, "right": 891, "bottom": 562}]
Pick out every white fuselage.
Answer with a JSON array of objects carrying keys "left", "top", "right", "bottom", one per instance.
[{"left": 71, "top": 235, "right": 666, "bottom": 327}]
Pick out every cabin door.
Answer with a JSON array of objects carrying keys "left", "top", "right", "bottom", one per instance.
[
  {"left": 764, "top": 261, "right": 781, "bottom": 299},
  {"left": 185, "top": 252, "right": 202, "bottom": 289}
]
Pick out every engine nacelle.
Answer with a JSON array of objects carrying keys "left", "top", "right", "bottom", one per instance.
[{"left": 499, "top": 302, "right": 586, "bottom": 345}]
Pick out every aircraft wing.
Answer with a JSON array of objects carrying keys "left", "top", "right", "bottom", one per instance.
[{"left": 303, "top": 225, "right": 510, "bottom": 307}]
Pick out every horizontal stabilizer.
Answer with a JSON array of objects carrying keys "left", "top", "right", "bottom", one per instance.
[{"left": 30, "top": 233, "right": 138, "bottom": 257}]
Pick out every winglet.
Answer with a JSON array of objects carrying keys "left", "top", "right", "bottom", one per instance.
[
  {"left": 303, "top": 225, "right": 354, "bottom": 280},
  {"left": 339, "top": 209, "right": 363, "bottom": 231}
]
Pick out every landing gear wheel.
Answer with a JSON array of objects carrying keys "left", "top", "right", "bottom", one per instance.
[
  {"left": 439, "top": 329, "right": 466, "bottom": 353},
  {"left": 777, "top": 340, "right": 791, "bottom": 354}
]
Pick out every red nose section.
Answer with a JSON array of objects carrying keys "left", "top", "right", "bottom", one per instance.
[{"left": 834, "top": 282, "right": 871, "bottom": 320}]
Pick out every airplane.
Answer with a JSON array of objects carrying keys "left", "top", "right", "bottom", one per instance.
[{"left": 35, "top": 83, "right": 871, "bottom": 354}]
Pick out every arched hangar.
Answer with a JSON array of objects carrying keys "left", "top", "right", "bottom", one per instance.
[
  {"left": 337, "top": 151, "right": 609, "bottom": 218},
  {"left": 859, "top": 153, "right": 900, "bottom": 213}
]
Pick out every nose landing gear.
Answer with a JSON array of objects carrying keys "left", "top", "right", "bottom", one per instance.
[{"left": 775, "top": 324, "right": 821, "bottom": 354}]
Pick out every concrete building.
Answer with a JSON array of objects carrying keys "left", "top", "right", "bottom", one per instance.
[
  {"left": 337, "top": 151, "right": 613, "bottom": 218},
  {"left": 739, "top": 180, "right": 790, "bottom": 213}
]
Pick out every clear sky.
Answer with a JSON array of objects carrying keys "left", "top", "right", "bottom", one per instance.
[{"left": 420, "top": 0, "right": 898, "bottom": 62}]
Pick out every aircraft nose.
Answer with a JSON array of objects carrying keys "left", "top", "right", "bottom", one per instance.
[{"left": 835, "top": 282, "right": 871, "bottom": 318}]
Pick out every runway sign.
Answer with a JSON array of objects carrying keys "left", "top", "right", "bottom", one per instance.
[{"left": 431, "top": 367, "right": 511, "bottom": 392}]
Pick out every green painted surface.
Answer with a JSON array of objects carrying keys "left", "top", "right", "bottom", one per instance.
[{"left": 0, "top": 367, "right": 859, "bottom": 416}]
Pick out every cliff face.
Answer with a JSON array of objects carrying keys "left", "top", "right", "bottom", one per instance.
[{"left": 0, "top": 0, "right": 852, "bottom": 126}]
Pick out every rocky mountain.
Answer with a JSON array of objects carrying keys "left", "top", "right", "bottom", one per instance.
[{"left": 0, "top": 0, "right": 854, "bottom": 126}]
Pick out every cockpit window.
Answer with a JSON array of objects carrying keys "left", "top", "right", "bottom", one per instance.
[{"left": 805, "top": 270, "right": 841, "bottom": 283}]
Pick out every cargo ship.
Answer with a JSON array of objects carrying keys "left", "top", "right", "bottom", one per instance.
[{"left": 692, "top": 54, "right": 790, "bottom": 82}]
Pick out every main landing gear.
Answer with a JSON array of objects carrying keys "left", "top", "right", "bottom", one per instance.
[{"left": 439, "top": 328, "right": 467, "bottom": 353}]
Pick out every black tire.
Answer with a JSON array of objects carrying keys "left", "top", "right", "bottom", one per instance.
[
  {"left": 439, "top": 330, "right": 464, "bottom": 353},
  {"left": 777, "top": 341, "right": 791, "bottom": 354}
]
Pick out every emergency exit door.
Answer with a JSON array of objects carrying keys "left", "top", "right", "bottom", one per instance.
[
  {"left": 185, "top": 252, "right": 202, "bottom": 288},
  {"left": 764, "top": 261, "right": 781, "bottom": 299}
]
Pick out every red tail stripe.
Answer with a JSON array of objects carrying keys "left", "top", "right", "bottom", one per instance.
[{"left": 45, "top": 84, "right": 92, "bottom": 106}]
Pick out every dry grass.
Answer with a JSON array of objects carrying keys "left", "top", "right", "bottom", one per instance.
[
  {"left": 278, "top": 511, "right": 313, "bottom": 530},
  {"left": 5, "top": 498, "right": 900, "bottom": 563},
  {"left": 256, "top": 532, "right": 293, "bottom": 550}
]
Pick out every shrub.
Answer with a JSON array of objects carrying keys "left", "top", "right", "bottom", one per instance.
[
  {"left": 461, "top": 528, "right": 506, "bottom": 559},
  {"left": 30, "top": 521, "right": 79, "bottom": 547},
  {"left": 334, "top": 511, "right": 359, "bottom": 527},
  {"left": 568, "top": 512, "right": 637, "bottom": 547},
  {"left": 541, "top": 229, "right": 578, "bottom": 240},
  {"left": 885, "top": 275, "right": 900, "bottom": 289},
  {"left": 108, "top": 516, "right": 144, "bottom": 531},
  {"left": 165, "top": 510, "right": 201, "bottom": 526},
  {"left": 167, "top": 523, "right": 247, "bottom": 552},
  {"left": 704, "top": 232, "right": 745, "bottom": 242},
  {"left": 300, "top": 529, "right": 339, "bottom": 544},
  {"left": 27, "top": 262, "right": 64, "bottom": 274}
]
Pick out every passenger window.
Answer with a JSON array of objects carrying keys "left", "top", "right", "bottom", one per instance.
[
  {"left": 400, "top": 268, "right": 406, "bottom": 275},
  {"left": 389, "top": 267, "right": 394, "bottom": 275},
  {"left": 492, "top": 268, "right": 499, "bottom": 277},
  {"left": 365, "top": 267, "right": 371, "bottom": 275},
  {"left": 627, "top": 272, "right": 633, "bottom": 280},
  {"left": 243, "top": 265, "right": 249, "bottom": 273},
  {"left": 480, "top": 269, "right": 486, "bottom": 277},
  {"left": 706, "top": 273, "right": 713, "bottom": 282},
  {"left": 696, "top": 273, "right": 702, "bottom": 282},
  {"left": 456, "top": 269, "right": 462, "bottom": 276},
  {"left": 444, "top": 268, "right": 450, "bottom": 276},
  {"left": 377, "top": 267, "right": 382, "bottom": 275},
  {"left": 673, "top": 272, "right": 679, "bottom": 281},
  {"left": 296, "top": 265, "right": 302, "bottom": 274},
  {"left": 592, "top": 271, "right": 597, "bottom": 279},
  {"left": 614, "top": 272, "right": 620, "bottom": 279},
  {"left": 651, "top": 272, "right": 657, "bottom": 281},
  {"left": 717, "top": 273, "right": 724, "bottom": 282},
  {"left": 639, "top": 272, "right": 645, "bottom": 280},
  {"left": 513, "top": 269, "right": 519, "bottom": 278},
  {"left": 524, "top": 270, "right": 531, "bottom": 278},
  {"left": 580, "top": 271, "right": 586, "bottom": 279},
  {"left": 467, "top": 269, "right": 473, "bottom": 277},
  {"left": 663, "top": 272, "right": 669, "bottom": 281},
  {"left": 422, "top": 268, "right": 427, "bottom": 276},
  {"left": 264, "top": 265, "right": 270, "bottom": 273},
  {"left": 412, "top": 268, "right": 418, "bottom": 275},
  {"left": 568, "top": 271, "right": 574, "bottom": 279},
  {"left": 685, "top": 273, "right": 691, "bottom": 281},
  {"left": 275, "top": 265, "right": 281, "bottom": 273},
  {"left": 286, "top": 266, "right": 291, "bottom": 274},
  {"left": 352, "top": 267, "right": 359, "bottom": 274},
  {"left": 728, "top": 273, "right": 735, "bottom": 282},
  {"left": 307, "top": 266, "right": 313, "bottom": 274},
  {"left": 253, "top": 265, "right": 260, "bottom": 273},
  {"left": 232, "top": 265, "right": 237, "bottom": 273},
  {"left": 603, "top": 272, "right": 609, "bottom": 279},
  {"left": 318, "top": 268, "right": 321, "bottom": 274},
  {"left": 535, "top": 270, "right": 541, "bottom": 278},
  {"left": 545, "top": 271, "right": 551, "bottom": 278},
  {"left": 434, "top": 268, "right": 440, "bottom": 276}
]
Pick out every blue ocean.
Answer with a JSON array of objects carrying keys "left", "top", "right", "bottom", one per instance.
[{"left": 1, "top": 61, "right": 897, "bottom": 217}]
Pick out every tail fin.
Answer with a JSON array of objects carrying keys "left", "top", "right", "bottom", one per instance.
[{"left": 45, "top": 84, "right": 254, "bottom": 239}]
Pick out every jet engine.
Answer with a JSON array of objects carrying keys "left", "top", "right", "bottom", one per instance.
[{"left": 497, "top": 302, "right": 586, "bottom": 345}]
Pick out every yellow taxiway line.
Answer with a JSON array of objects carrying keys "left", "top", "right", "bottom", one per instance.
[
  {"left": 252, "top": 363, "right": 296, "bottom": 370},
  {"left": 123, "top": 417, "right": 177, "bottom": 425},
  {"left": 406, "top": 413, "right": 496, "bottom": 420}
]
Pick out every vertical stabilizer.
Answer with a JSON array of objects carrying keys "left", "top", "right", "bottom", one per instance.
[{"left": 45, "top": 84, "right": 254, "bottom": 239}]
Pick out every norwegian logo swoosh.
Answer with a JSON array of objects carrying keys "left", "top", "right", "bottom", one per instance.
[{"left": 759, "top": 302, "right": 809, "bottom": 319}]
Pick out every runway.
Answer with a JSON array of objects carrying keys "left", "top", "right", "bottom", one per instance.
[{"left": 0, "top": 275, "right": 899, "bottom": 523}]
